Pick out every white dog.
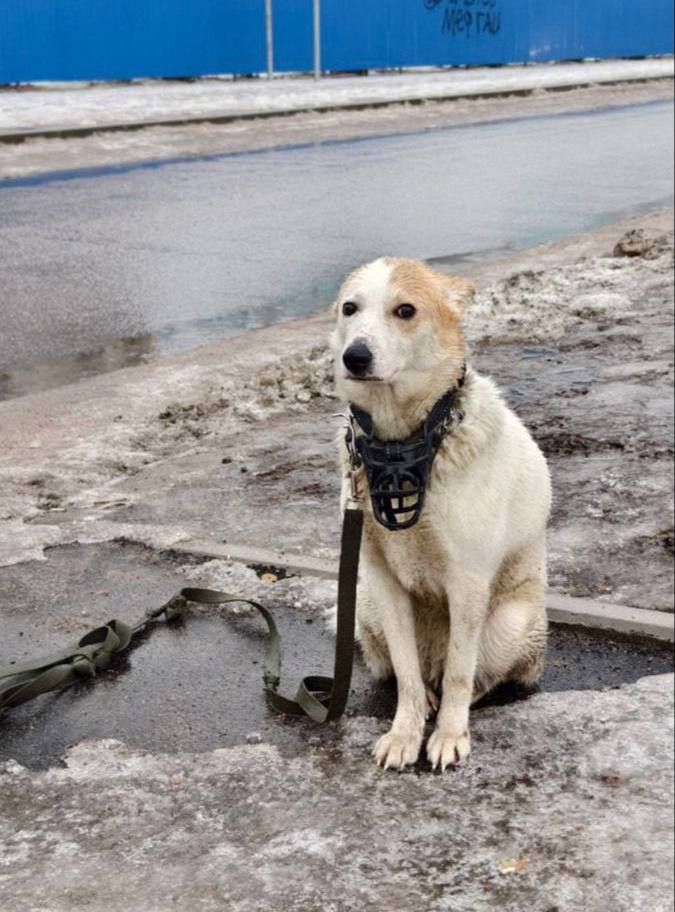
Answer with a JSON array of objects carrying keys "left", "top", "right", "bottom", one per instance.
[{"left": 332, "top": 258, "right": 552, "bottom": 771}]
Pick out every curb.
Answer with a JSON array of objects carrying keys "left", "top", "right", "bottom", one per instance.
[
  {"left": 171, "top": 538, "right": 675, "bottom": 644},
  {"left": 1, "top": 64, "right": 672, "bottom": 145},
  {"left": 546, "top": 592, "right": 674, "bottom": 643}
]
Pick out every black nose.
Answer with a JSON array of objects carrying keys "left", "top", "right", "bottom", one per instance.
[{"left": 343, "top": 341, "right": 373, "bottom": 377}]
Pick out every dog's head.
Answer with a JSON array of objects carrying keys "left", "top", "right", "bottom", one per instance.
[{"left": 332, "top": 257, "right": 473, "bottom": 408}]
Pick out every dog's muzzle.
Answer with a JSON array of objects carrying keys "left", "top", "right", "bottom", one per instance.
[
  {"left": 346, "top": 369, "right": 466, "bottom": 532},
  {"left": 353, "top": 434, "right": 441, "bottom": 530}
]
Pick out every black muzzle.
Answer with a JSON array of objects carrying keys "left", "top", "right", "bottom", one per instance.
[
  {"left": 354, "top": 434, "right": 439, "bottom": 530},
  {"left": 348, "top": 371, "right": 466, "bottom": 532}
]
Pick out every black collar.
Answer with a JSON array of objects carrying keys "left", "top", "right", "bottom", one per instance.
[{"left": 348, "top": 367, "right": 466, "bottom": 531}]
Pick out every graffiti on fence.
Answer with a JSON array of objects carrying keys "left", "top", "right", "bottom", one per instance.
[{"left": 423, "top": 0, "right": 502, "bottom": 38}]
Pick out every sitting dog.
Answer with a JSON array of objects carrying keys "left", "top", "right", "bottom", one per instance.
[{"left": 332, "top": 258, "right": 552, "bottom": 771}]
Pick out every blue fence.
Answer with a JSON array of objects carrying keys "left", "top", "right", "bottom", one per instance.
[
  {"left": 319, "top": 1, "right": 675, "bottom": 71},
  {"left": 0, "top": 1, "right": 265, "bottom": 82},
  {"left": 0, "top": 0, "right": 672, "bottom": 83}
]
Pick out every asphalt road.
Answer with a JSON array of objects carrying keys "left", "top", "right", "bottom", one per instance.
[{"left": 0, "top": 98, "right": 672, "bottom": 398}]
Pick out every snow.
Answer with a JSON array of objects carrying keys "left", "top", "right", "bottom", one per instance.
[
  {"left": 1, "top": 675, "right": 673, "bottom": 912},
  {"left": 0, "top": 58, "right": 672, "bottom": 134}
]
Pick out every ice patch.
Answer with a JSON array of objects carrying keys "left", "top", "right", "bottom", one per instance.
[{"left": 0, "top": 519, "right": 64, "bottom": 565}]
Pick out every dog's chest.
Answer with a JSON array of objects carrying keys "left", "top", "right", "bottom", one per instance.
[{"left": 369, "top": 517, "right": 450, "bottom": 606}]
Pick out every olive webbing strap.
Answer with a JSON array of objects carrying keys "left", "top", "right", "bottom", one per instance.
[{"left": 0, "top": 507, "right": 364, "bottom": 725}]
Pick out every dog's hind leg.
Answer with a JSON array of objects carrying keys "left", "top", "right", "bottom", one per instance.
[{"left": 474, "top": 539, "right": 548, "bottom": 701}]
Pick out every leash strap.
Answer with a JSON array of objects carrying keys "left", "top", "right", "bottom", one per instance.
[{"left": 0, "top": 507, "right": 363, "bottom": 725}]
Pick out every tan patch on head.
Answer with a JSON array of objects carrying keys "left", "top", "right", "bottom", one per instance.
[{"left": 387, "top": 258, "right": 472, "bottom": 357}]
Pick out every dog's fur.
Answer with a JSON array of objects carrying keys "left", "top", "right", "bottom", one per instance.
[{"left": 331, "top": 257, "right": 552, "bottom": 771}]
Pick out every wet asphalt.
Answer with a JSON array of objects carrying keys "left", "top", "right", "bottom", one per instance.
[
  {"left": 1, "top": 542, "right": 672, "bottom": 770},
  {"left": 0, "top": 99, "right": 673, "bottom": 399}
]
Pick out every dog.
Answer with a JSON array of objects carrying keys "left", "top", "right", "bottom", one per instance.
[{"left": 331, "top": 257, "right": 552, "bottom": 771}]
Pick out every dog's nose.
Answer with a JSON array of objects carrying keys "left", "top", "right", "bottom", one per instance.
[{"left": 343, "top": 341, "right": 373, "bottom": 377}]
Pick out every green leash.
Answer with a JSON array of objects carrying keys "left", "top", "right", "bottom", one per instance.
[{"left": 0, "top": 507, "right": 363, "bottom": 725}]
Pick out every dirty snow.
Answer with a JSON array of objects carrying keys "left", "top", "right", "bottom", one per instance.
[
  {"left": 0, "top": 673, "right": 672, "bottom": 912},
  {"left": 1, "top": 59, "right": 672, "bottom": 134},
  {"left": 1, "top": 78, "right": 672, "bottom": 181},
  {"left": 0, "top": 216, "right": 672, "bottom": 610},
  {"left": 466, "top": 228, "right": 674, "bottom": 343}
]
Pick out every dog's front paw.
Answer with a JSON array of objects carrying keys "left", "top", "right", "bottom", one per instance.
[
  {"left": 427, "top": 727, "right": 471, "bottom": 771},
  {"left": 373, "top": 729, "right": 423, "bottom": 771}
]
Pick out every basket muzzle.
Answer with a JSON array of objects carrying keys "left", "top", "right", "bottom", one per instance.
[
  {"left": 348, "top": 369, "right": 466, "bottom": 532},
  {"left": 355, "top": 436, "right": 433, "bottom": 530}
]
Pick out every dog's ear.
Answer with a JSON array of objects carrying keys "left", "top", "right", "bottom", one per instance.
[{"left": 432, "top": 271, "right": 475, "bottom": 317}]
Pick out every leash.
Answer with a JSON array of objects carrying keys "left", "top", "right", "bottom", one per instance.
[
  {"left": 0, "top": 505, "right": 363, "bottom": 725},
  {"left": 1, "top": 377, "right": 468, "bottom": 724}
]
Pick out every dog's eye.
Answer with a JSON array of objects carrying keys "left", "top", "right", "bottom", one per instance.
[
  {"left": 395, "top": 304, "right": 417, "bottom": 320},
  {"left": 342, "top": 301, "right": 358, "bottom": 317}
]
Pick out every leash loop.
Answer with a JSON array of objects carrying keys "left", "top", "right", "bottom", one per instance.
[
  {"left": 0, "top": 508, "right": 363, "bottom": 727},
  {"left": 71, "top": 655, "right": 97, "bottom": 678}
]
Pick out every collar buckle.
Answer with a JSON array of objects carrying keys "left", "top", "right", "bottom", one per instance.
[{"left": 335, "top": 412, "right": 365, "bottom": 505}]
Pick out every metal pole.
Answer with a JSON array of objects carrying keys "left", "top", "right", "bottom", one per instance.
[
  {"left": 265, "top": 0, "right": 274, "bottom": 79},
  {"left": 313, "top": 0, "right": 321, "bottom": 80}
]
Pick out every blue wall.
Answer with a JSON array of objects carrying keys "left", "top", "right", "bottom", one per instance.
[
  {"left": 0, "top": 0, "right": 672, "bottom": 83},
  {"left": 274, "top": 0, "right": 314, "bottom": 73},
  {"left": 318, "top": 0, "right": 674, "bottom": 71},
  {"left": 0, "top": 1, "right": 266, "bottom": 82}
]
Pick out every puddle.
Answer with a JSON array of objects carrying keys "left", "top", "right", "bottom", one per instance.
[{"left": 1, "top": 542, "right": 672, "bottom": 770}]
